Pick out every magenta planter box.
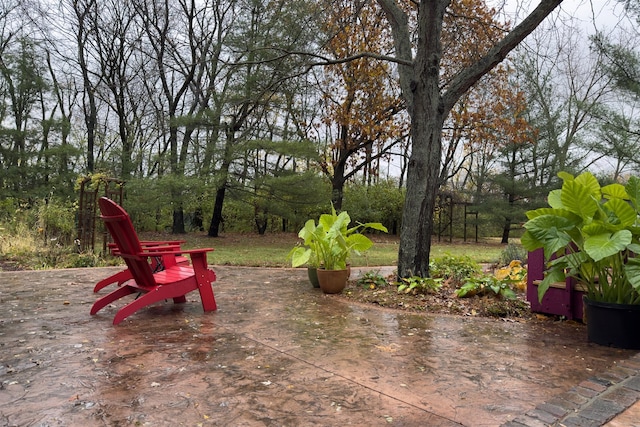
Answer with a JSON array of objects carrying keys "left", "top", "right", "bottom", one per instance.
[{"left": 527, "top": 248, "right": 585, "bottom": 320}]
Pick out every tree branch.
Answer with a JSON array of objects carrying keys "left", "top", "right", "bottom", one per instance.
[
  {"left": 443, "top": 0, "right": 564, "bottom": 112},
  {"left": 223, "top": 47, "right": 413, "bottom": 68}
]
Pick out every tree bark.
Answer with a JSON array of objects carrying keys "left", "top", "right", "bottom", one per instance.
[
  {"left": 331, "top": 155, "right": 347, "bottom": 211},
  {"left": 208, "top": 128, "right": 235, "bottom": 237},
  {"left": 208, "top": 185, "right": 226, "bottom": 237},
  {"left": 73, "top": 0, "right": 97, "bottom": 173}
]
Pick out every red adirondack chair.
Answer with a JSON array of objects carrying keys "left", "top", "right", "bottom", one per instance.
[
  {"left": 93, "top": 240, "right": 188, "bottom": 293},
  {"left": 90, "top": 197, "right": 217, "bottom": 325}
]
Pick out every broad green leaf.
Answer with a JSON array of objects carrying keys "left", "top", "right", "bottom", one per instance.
[
  {"left": 318, "top": 213, "right": 333, "bottom": 228},
  {"left": 584, "top": 230, "right": 632, "bottom": 262},
  {"left": 627, "top": 243, "right": 640, "bottom": 254},
  {"left": 523, "top": 214, "right": 576, "bottom": 250},
  {"left": 603, "top": 198, "right": 636, "bottom": 228},
  {"left": 582, "top": 222, "right": 611, "bottom": 236},
  {"left": 561, "top": 180, "right": 598, "bottom": 219},
  {"left": 557, "top": 171, "right": 575, "bottom": 182},
  {"left": 624, "top": 257, "right": 640, "bottom": 292},
  {"left": 501, "top": 288, "right": 517, "bottom": 299},
  {"left": 602, "top": 183, "right": 628, "bottom": 200},
  {"left": 525, "top": 208, "right": 548, "bottom": 220},
  {"left": 346, "top": 233, "right": 373, "bottom": 252},
  {"left": 520, "top": 230, "right": 542, "bottom": 252},
  {"left": 574, "top": 171, "right": 602, "bottom": 197},
  {"left": 323, "top": 211, "right": 350, "bottom": 238},
  {"left": 626, "top": 176, "right": 640, "bottom": 210},
  {"left": 547, "top": 189, "right": 563, "bottom": 209},
  {"left": 290, "top": 247, "right": 311, "bottom": 267},
  {"left": 298, "top": 219, "right": 316, "bottom": 240},
  {"left": 363, "top": 222, "right": 388, "bottom": 233},
  {"left": 525, "top": 207, "right": 581, "bottom": 223},
  {"left": 348, "top": 222, "right": 388, "bottom": 234}
]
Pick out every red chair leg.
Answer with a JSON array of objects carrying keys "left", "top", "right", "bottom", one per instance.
[
  {"left": 90, "top": 286, "right": 137, "bottom": 315},
  {"left": 189, "top": 253, "right": 217, "bottom": 312},
  {"left": 197, "top": 281, "right": 217, "bottom": 312},
  {"left": 112, "top": 285, "right": 194, "bottom": 325},
  {"left": 94, "top": 269, "right": 132, "bottom": 293}
]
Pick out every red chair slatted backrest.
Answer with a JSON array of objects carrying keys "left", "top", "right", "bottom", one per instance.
[{"left": 98, "top": 197, "right": 156, "bottom": 288}]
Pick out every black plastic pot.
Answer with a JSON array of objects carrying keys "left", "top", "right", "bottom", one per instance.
[{"left": 584, "top": 297, "right": 640, "bottom": 349}]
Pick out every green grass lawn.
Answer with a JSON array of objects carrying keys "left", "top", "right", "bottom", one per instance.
[{"left": 140, "top": 232, "right": 509, "bottom": 268}]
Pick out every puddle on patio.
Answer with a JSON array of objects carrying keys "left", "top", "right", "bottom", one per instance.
[{"left": 0, "top": 266, "right": 635, "bottom": 426}]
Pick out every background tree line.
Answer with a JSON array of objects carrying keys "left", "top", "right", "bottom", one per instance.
[{"left": 0, "top": 0, "right": 638, "bottom": 246}]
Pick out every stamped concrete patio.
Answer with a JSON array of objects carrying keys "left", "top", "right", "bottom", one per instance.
[{"left": 1, "top": 266, "right": 640, "bottom": 426}]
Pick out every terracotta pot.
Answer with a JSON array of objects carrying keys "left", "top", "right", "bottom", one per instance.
[{"left": 316, "top": 268, "right": 350, "bottom": 294}]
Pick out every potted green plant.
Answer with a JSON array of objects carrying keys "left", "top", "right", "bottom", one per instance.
[
  {"left": 522, "top": 171, "right": 640, "bottom": 348},
  {"left": 289, "top": 206, "right": 387, "bottom": 293}
]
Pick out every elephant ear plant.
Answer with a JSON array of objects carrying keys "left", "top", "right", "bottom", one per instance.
[
  {"left": 521, "top": 171, "right": 640, "bottom": 305},
  {"left": 289, "top": 207, "right": 387, "bottom": 270}
]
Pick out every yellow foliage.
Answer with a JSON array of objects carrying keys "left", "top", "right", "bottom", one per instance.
[
  {"left": 319, "top": 1, "right": 407, "bottom": 166},
  {"left": 494, "top": 260, "right": 527, "bottom": 291}
]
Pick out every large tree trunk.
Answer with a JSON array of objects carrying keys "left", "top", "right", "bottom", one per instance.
[
  {"left": 398, "top": 112, "right": 446, "bottom": 277},
  {"left": 501, "top": 218, "right": 512, "bottom": 244},
  {"left": 208, "top": 184, "right": 226, "bottom": 237},
  {"left": 173, "top": 208, "right": 186, "bottom": 234},
  {"left": 208, "top": 132, "right": 234, "bottom": 237},
  {"left": 331, "top": 162, "right": 347, "bottom": 211},
  {"left": 71, "top": 0, "right": 97, "bottom": 173},
  {"left": 395, "top": 0, "right": 448, "bottom": 278}
]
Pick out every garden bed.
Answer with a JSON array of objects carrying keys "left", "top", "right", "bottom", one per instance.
[{"left": 337, "top": 275, "right": 535, "bottom": 320}]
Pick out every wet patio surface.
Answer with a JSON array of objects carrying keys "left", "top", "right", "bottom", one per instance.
[{"left": 1, "top": 266, "right": 639, "bottom": 426}]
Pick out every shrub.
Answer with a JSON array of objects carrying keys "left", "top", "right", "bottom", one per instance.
[
  {"left": 499, "top": 243, "right": 528, "bottom": 266},
  {"left": 343, "top": 180, "right": 404, "bottom": 234},
  {"left": 429, "top": 254, "right": 482, "bottom": 284},
  {"left": 0, "top": 221, "right": 39, "bottom": 259},
  {"left": 455, "top": 261, "right": 526, "bottom": 299},
  {"left": 36, "top": 197, "right": 76, "bottom": 246},
  {"left": 0, "top": 198, "right": 18, "bottom": 223}
]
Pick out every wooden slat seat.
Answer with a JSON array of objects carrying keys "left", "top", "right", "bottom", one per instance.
[{"left": 93, "top": 241, "right": 189, "bottom": 293}]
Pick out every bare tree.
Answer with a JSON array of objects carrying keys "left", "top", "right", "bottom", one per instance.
[
  {"left": 65, "top": 0, "right": 100, "bottom": 173},
  {"left": 206, "top": 0, "right": 322, "bottom": 237},
  {"left": 376, "top": 0, "right": 566, "bottom": 277},
  {"left": 133, "top": 0, "right": 206, "bottom": 233},
  {"left": 516, "top": 24, "right": 612, "bottom": 187}
]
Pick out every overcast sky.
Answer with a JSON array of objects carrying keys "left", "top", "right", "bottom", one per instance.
[{"left": 500, "top": 0, "right": 633, "bottom": 34}]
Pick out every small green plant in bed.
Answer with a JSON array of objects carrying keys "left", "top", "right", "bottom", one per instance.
[
  {"left": 396, "top": 275, "right": 443, "bottom": 294},
  {"left": 455, "top": 274, "right": 517, "bottom": 299},
  {"left": 357, "top": 270, "right": 389, "bottom": 290}
]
